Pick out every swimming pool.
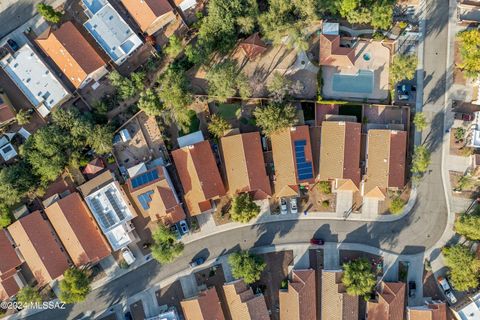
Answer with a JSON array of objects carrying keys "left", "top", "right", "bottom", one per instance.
[{"left": 332, "top": 70, "right": 374, "bottom": 94}]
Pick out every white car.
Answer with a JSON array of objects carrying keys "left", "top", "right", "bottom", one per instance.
[
  {"left": 280, "top": 198, "right": 288, "bottom": 214},
  {"left": 179, "top": 220, "right": 189, "bottom": 234},
  {"left": 290, "top": 198, "right": 298, "bottom": 214},
  {"left": 121, "top": 247, "right": 136, "bottom": 266},
  {"left": 438, "top": 276, "right": 457, "bottom": 304}
]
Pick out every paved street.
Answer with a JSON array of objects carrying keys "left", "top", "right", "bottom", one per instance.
[{"left": 17, "top": 0, "right": 454, "bottom": 319}]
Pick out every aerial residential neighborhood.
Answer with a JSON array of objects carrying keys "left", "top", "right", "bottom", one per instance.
[{"left": 0, "top": 0, "right": 480, "bottom": 319}]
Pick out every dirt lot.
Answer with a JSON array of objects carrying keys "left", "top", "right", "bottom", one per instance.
[
  {"left": 252, "top": 251, "right": 294, "bottom": 320},
  {"left": 449, "top": 128, "right": 473, "bottom": 157},
  {"left": 449, "top": 171, "right": 479, "bottom": 199},
  {"left": 306, "top": 182, "right": 336, "bottom": 212}
]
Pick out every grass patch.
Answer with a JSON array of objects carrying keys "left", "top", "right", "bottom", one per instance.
[
  {"left": 180, "top": 110, "right": 200, "bottom": 135},
  {"left": 217, "top": 103, "right": 241, "bottom": 120}
]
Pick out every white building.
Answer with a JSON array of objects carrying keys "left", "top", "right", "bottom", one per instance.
[
  {"left": 82, "top": 0, "right": 143, "bottom": 65},
  {"left": 0, "top": 44, "right": 70, "bottom": 117},
  {"left": 453, "top": 292, "right": 480, "bottom": 320},
  {"left": 84, "top": 180, "right": 136, "bottom": 251},
  {"left": 468, "top": 111, "right": 480, "bottom": 148}
]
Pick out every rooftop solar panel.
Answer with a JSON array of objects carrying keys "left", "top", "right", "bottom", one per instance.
[
  {"left": 138, "top": 191, "right": 154, "bottom": 210},
  {"left": 106, "top": 189, "right": 125, "bottom": 221},
  {"left": 131, "top": 169, "right": 159, "bottom": 189},
  {"left": 294, "top": 139, "right": 313, "bottom": 182}
]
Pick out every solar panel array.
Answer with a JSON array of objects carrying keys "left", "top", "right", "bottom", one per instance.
[
  {"left": 131, "top": 169, "right": 159, "bottom": 189},
  {"left": 294, "top": 140, "right": 314, "bottom": 181},
  {"left": 106, "top": 189, "right": 125, "bottom": 221},
  {"left": 138, "top": 191, "right": 154, "bottom": 210},
  {"left": 91, "top": 197, "right": 115, "bottom": 229}
]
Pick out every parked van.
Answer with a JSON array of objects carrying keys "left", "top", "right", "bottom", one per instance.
[{"left": 121, "top": 247, "right": 136, "bottom": 266}]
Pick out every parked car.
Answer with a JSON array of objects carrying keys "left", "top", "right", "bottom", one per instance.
[
  {"left": 170, "top": 224, "right": 181, "bottom": 239},
  {"left": 396, "top": 84, "right": 416, "bottom": 101},
  {"left": 6, "top": 39, "right": 19, "bottom": 52},
  {"left": 454, "top": 112, "right": 474, "bottom": 121},
  {"left": 408, "top": 281, "right": 416, "bottom": 297},
  {"left": 290, "top": 198, "right": 298, "bottom": 214},
  {"left": 121, "top": 247, "right": 136, "bottom": 266},
  {"left": 310, "top": 238, "right": 325, "bottom": 245},
  {"left": 437, "top": 276, "right": 457, "bottom": 304},
  {"left": 280, "top": 198, "right": 288, "bottom": 214},
  {"left": 189, "top": 257, "right": 206, "bottom": 268},
  {"left": 179, "top": 220, "right": 189, "bottom": 234}
]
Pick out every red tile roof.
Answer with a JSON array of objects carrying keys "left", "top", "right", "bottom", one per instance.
[
  {"left": 181, "top": 287, "right": 225, "bottom": 320},
  {"left": 7, "top": 211, "right": 70, "bottom": 285},
  {"left": 319, "top": 34, "right": 356, "bottom": 68},
  {"left": 0, "top": 94, "right": 15, "bottom": 125},
  {"left": 82, "top": 158, "right": 106, "bottom": 177},
  {"left": 44, "top": 192, "right": 111, "bottom": 266},
  {"left": 220, "top": 132, "right": 271, "bottom": 199},
  {"left": 240, "top": 33, "right": 267, "bottom": 60},
  {"left": 0, "top": 230, "right": 21, "bottom": 275},
  {"left": 172, "top": 141, "right": 225, "bottom": 215},
  {"left": 280, "top": 269, "right": 317, "bottom": 320},
  {"left": 367, "top": 282, "right": 406, "bottom": 320}
]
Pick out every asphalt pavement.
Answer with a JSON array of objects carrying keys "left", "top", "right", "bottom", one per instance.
[{"left": 22, "top": 0, "right": 453, "bottom": 319}]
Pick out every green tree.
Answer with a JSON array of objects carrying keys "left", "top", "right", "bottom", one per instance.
[
  {"left": 230, "top": 193, "right": 261, "bottom": 223},
  {"left": 389, "top": 197, "right": 405, "bottom": 215},
  {"left": 267, "top": 72, "right": 293, "bottom": 103},
  {"left": 413, "top": 112, "right": 427, "bottom": 131},
  {"left": 411, "top": 145, "right": 431, "bottom": 175},
  {"left": 253, "top": 103, "right": 298, "bottom": 136},
  {"left": 0, "top": 162, "right": 38, "bottom": 206},
  {"left": 108, "top": 71, "right": 137, "bottom": 100},
  {"left": 0, "top": 204, "right": 11, "bottom": 228},
  {"left": 131, "top": 71, "right": 147, "bottom": 92},
  {"left": 371, "top": 2, "right": 393, "bottom": 30},
  {"left": 342, "top": 258, "right": 376, "bottom": 298},
  {"left": 16, "top": 109, "right": 31, "bottom": 125},
  {"left": 206, "top": 60, "right": 251, "bottom": 102},
  {"left": 59, "top": 268, "right": 91, "bottom": 303},
  {"left": 138, "top": 88, "right": 162, "bottom": 116},
  {"left": 151, "top": 225, "right": 184, "bottom": 264},
  {"left": 390, "top": 54, "right": 418, "bottom": 84},
  {"left": 228, "top": 251, "right": 266, "bottom": 284},
  {"left": 37, "top": 3, "right": 62, "bottom": 24},
  {"left": 165, "top": 35, "right": 183, "bottom": 58},
  {"left": 454, "top": 127, "right": 466, "bottom": 141},
  {"left": 88, "top": 125, "right": 114, "bottom": 155},
  {"left": 208, "top": 114, "right": 232, "bottom": 138},
  {"left": 442, "top": 245, "right": 480, "bottom": 291},
  {"left": 457, "top": 29, "right": 480, "bottom": 79},
  {"left": 318, "top": 181, "right": 332, "bottom": 194},
  {"left": 455, "top": 210, "right": 480, "bottom": 240},
  {"left": 16, "top": 286, "right": 42, "bottom": 304}
]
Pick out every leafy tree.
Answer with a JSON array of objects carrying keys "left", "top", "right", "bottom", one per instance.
[
  {"left": 131, "top": 71, "right": 147, "bottom": 92},
  {"left": 267, "top": 72, "right": 293, "bottom": 102},
  {"left": 390, "top": 54, "right": 418, "bottom": 84},
  {"left": 455, "top": 210, "right": 480, "bottom": 240},
  {"left": 253, "top": 103, "right": 297, "bottom": 136},
  {"left": 228, "top": 251, "right": 266, "bottom": 284},
  {"left": 342, "top": 258, "right": 376, "bottom": 298},
  {"left": 151, "top": 225, "right": 184, "bottom": 264},
  {"left": 0, "top": 204, "right": 11, "bottom": 228},
  {"left": 442, "top": 245, "right": 480, "bottom": 291},
  {"left": 208, "top": 114, "right": 232, "bottom": 138},
  {"left": 411, "top": 145, "right": 431, "bottom": 175},
  {"left": 389, "top": 197, "right": 405, "bottom": 215},
  {"left": 108, "top": 71, "right": 140, "bottom": 100},
  {"left": 138, "top": 88, "right": 162, "bottom": 116},
  {"left": 0, "top": 162, "right": 38, "bottom": 206},
  {"left": 37, "top": 3, "right": 62, "bottom": 24},
  {"left": 16, "top": 109, "right": 31, "bottom": 125},
  {"left": 454, "top": 127, "right": 466, "bottom": 141},
  {"left": 230, "top": 193, "right": 261, "bottom": 223},
  {"left": 371, "top": 1, "right": 393, "bottom": 30},
  {"left": 457, "top": 29, "right": 480, "bottom": 79},
  {"left": 88, "top": 125, "right": 114, "bottom": 155},
  {"left": 413, "top": 112, "right": 427, "bottom": 131},
  {"left": 59, "top": 268, "right": 91, "bottom": 303},
  {"left": 21, "top": 125, "right": 71, "bottom": 183},
  {"left": 165, "top": 35, "right": 183, "bottom": 58},
  {"left": 206, "top": 60, "right": 251, "bottom": 102},
  {"left": 16, "top": 286, "right": 42, "bottom": 304},
  {"left": 317, "top": 181, "right": 332, "bottom": 194},
  {"left": 157, "top": 68, "right": 193, "bottom": 128}
]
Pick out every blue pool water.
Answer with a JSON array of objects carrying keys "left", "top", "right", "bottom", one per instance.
[{"left": 332, "top": 70, "right": 374, "bottom": 94}]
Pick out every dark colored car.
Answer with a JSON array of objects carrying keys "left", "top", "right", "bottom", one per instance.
[
  {"left": 189, "top": 257, "right": 206, "bottom": 268},
  {"left": 454, "top": 112, "right": 474, "bottom": 121},
  {"left": 7, "top": 39, "right": 19, "bottom": 52},
  {"left": 408, "top": 281, "right": 416, "bottom": 297},
  {"left": 310, "top": 238, "right": 325, "bottom": 245}
]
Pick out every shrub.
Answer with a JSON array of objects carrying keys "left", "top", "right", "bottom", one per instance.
[
  {"left": 322, "top": 200, "right": 330, "bottom": 208},
  {"left": 389, "top": 197, "right": 405, "bottom": 215},
  {"left": 318, "top": 181, "right": 331, "bottom": 194}
]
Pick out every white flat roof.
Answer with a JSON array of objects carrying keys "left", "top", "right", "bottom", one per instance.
[
  {"left": 469, "top": 112, "right": 480, "bottom": 148},
  {"left": 84, "top": 181, "right": 134, "bottom": 250},
  {"left": 456, "top": 295, "right": 480, "bottom": 320},
  {"left": 0, "top": 44, "right": 69, "bottom": 114},
  {"left": 0, "top": 143, "right": 17, "bottom": 161},
  {"left": 83, "top": 0, "right": 142, "bottom": 65},
  {"left": 177, "top": 130, "right": 204, "bottom": 148}
]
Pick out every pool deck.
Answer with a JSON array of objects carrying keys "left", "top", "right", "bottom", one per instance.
[{"left": 322, "top": 40, "right": 391, "bottom": 101}]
